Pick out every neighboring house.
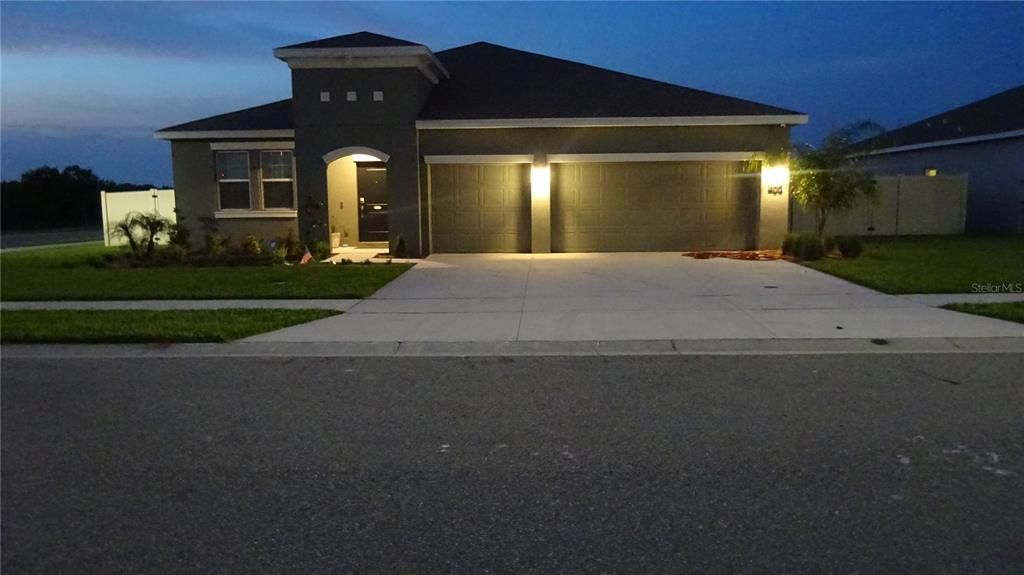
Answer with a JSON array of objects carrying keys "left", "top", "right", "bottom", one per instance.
[
  {"left": 852, "top": 85, "right": 1024, "bottom": 233},
  {"left": 154, "top": 31, "right": 807, "bottom": 256}
]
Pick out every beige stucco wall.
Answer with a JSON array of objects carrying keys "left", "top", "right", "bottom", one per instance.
[{"left": 326, "top": 156, "right": 359, "bottom": 246}]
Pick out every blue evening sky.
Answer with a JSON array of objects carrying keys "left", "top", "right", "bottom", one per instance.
[{"left": 2, "top": 1, "right": 1022, "bottom": 184}]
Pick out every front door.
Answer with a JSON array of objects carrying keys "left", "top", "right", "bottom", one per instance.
[{"left": 357, "top": 162, "right": 388, "bottom": 242}]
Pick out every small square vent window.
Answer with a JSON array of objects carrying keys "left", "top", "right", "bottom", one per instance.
[
  {"left": 925, "top": 167, "right": 938, "bottom": 176},
  {"left": 346, "top": 91, "right": 357, "bottom": 102},
  {"left": 373, "top": 91, "right": 384, "bottom": 102},
  {"left": 319, "top": 91, "right": 330, "bottom": 102}
]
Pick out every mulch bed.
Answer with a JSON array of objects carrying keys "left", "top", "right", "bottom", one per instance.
[{"left": 681, "top": 250, "right": 787, "bottom": 261}]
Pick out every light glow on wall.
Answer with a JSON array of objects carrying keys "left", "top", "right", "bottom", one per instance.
[
  {"left": 351, "top": 153, "right": 384, "bottom": 162},
  {"left": 762, "top": 164, "right": 790, "bottom": 190},
  {"left": 531, "top": 165, "right": 551, "bottom": 199}
]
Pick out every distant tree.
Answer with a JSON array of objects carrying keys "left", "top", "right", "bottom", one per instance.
[
  {"left": 790, "top": 121, "right": 885, "bottom": 237},
  {"left": 1, "top": 165, "right": 155, "bottom": 231}
]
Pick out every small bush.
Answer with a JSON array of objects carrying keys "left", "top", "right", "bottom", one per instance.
[
  {"left": 781, "top": 233, "right": 799, "bottom": 256},
  {"left": 307, "top": 241, "right": 331, "bottom": 262},
  {"left": 275, "top": 228, "right": 302, "bottom": 258},
  {"left": 792, "top": 233, "right": 825, "bottom": 261},
  {"left": 835, "top": 235, "right": 864, "bottom": 259},
  {"left": 273, "top": 245, "right": 288, "bottom": 264},
  {"left": 204, "top": 233, "right": 230, "bottom": 257},
  {"left": 823, "top": 235, "right": 836, "bottom": 254},
  {"left": 241, "top": 235, "right": 263, "bottom": 256}
]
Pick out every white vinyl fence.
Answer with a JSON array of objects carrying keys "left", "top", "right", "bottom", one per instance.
[
  {"left": 791, "top": 174, "right": 967, "bottom": 236},
  {"left": 100, "top": 188, "right": 176, "bottom": 246}
]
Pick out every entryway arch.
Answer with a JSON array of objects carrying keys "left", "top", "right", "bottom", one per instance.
[{"left": 324, "top": 147, "right": 390, "bottom": 250}]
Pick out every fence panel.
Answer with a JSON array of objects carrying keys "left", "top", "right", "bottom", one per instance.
[
  {"left": 790, "top": 175, "right": 966, "bottom": 236},
  {"left": 100, "top": 189, "right": 176, "bottom": 246}
]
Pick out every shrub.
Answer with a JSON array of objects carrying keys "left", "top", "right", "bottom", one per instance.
[
  {"left": 110, "top": 211, "right": 173, "bottom": 259},
  {"left": 823, "top": 235, "right": 836, "bottom": 254},
  {"left": 792, "top": 233, "right": 825, "bottom": 261},
  {"left": 835, "top": 235, "right": 864, "bottom": 259},
  {"left": 204, "top": 233, "right": 230, "bottom": 257},
  {"left": 307, "top": 241, "right": 331, "bottom": 262},
  {"left": 275, "top": 228, "right": 302, "bottom": 258},
  {"left": 392, "top": 234, "right": 407, "bottom": 258},
  {"left": 241, "top": 235, "right": 263, "bottom": 256},
  {"left": 273, "top": 244, "right": 288, "bottom": 264},
  {"left": 781, "top": 233, "right": 799, "bottom": 256}
]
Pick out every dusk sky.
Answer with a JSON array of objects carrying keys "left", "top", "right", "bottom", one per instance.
[{"left": 2, "top": 1, "right": 1022, "bottom": 185}]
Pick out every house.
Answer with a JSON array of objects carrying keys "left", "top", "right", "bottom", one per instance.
[
  {"left": 154, "top": 32, "right": 807, "bottom": 256},
  {"left": 852, "top": 85, "right": 1024, "bottom": 233}
]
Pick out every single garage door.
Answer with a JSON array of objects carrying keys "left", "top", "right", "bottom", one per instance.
[
  {"left": 552, "top": 161, "right": 758, "bottom": 252},
  {"left": 430, "top": 163, "right": 531, "bottom": 253}
]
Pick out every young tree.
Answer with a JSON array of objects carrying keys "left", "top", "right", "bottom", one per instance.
[{"left": 790, "top": 121, "right": 884, "bottom": 238}]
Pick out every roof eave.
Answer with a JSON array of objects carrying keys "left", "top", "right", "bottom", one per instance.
[
  {"left": 415, "top": 114, "right": 808, "bottom": 129},
  {"left": 154, "top": 129, "right": 295, "bottom": 141}
]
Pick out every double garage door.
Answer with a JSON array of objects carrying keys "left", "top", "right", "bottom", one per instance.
[{"left": 430, "top": 161, "right": 757, "bottom": 253}]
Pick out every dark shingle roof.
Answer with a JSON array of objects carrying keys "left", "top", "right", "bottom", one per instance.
[
  {"left": 158, "top": 39, "right": 805, "bottom": 135},
  {"left": 157, "top": 99, "right": 292, "bottom": 133},
  {"left": 276, "top": 31, "right": 421, "bottom": 50},
  {"left": 855, "top": 84, "right": 1024, "bottom": 152},
  {"left": 420, "top": 42, "right": 802, "bottom": 120}
]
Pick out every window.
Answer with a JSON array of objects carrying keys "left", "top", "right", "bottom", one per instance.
[
  {"left": 320, "top": 91, "right": 331, "bottom": 102},
  {"left": 216, "top": 151, "right": 250, "bottom": 209},
  {"left": 346, "top": 91, "right": 357, "bottom": 102},
  {"left": 261, "top": 150, "right": 295, "bottom": 209},
  {"left": 373, "top": 91, "right": 384, "bottom": 102}
]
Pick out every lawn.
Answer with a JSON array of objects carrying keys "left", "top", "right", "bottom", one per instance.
[
  {"left": 943, "top": 302, "right": 1024, "bottom": 325},
  {"left": 803, "top": 235, "right": 1024, "bottom": 294},
  {"left": 0, "top": 243, "right": 412, "bottom": 300},
  {"left": 0, "top": 308, "right": 340, "bottom": 343}
]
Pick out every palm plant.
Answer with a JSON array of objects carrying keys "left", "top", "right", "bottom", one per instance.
[{"left": 790, "top": 121, "right": 885, "bottom": 238}]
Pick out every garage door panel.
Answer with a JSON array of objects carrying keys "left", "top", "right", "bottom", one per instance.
[
  {"left": 431, "top": 163, "right": 530, "bottom": 253},
  {"left": 552, "top": 161, "right": 756, "bottom": 252}
]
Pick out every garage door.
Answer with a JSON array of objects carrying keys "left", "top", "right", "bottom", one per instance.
[
  {"left": 430, "top": 163, "right": 531, "bottom": 253},
  {"left": 552, "top": 161, "right": 758, "bottom": 252}
]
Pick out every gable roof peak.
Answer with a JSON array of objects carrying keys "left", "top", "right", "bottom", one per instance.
[{"left": 276, "top": 31, "right": 423, "bottom": 51}]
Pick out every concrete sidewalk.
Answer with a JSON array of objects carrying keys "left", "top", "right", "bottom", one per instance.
[
  {"left": 5, "top": 337, "right": 1023, "bottom": 358},
  {"left": 1, "top": 299, "right": 360, "bottom": 311},
  {"left": 244, "top": 254, "right": 1024, "bottom": 342}
]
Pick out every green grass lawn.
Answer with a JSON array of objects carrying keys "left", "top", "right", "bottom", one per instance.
[
  {"left": 0, "top": 308, "right": 340, "bottom": 343},
  {"left": 803, "top": 235, "right": 1024, "bottom": 294},
  {"left": 0, "top": 243, "right": 412, "bottom": 300},
  {"left": 942, "top": 302, "right": 1024, "bottom": 324}
]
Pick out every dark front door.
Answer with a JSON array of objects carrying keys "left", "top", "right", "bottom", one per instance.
[{"left": 357, "top": 162, "right": 388, "bottom": 242}]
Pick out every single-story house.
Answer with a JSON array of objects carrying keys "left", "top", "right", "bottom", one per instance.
[
  {"left": 155, "top": 31, "right": 807, "bottom": 257},
  {"left": 852, "top": 85, "right": 1024, "bottom": 233}
]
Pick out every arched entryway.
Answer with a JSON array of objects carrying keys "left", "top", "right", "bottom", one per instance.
[{"left": 322, "top": 147, "right": 389, "bottom": 250}]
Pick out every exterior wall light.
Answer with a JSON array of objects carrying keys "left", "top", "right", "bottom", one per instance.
[
  {"left": 762, "top": 164, "right": 789, "bottom": 195},
  {"left": 530, "top": 164, "right": 551, "bottom": 199}
]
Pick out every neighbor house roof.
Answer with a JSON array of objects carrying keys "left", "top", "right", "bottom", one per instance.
[
  {"left": 275, "top": 31, "right": 421, "bottom": 50},
  {"left": 419, "top": 42, "right": 804, "bottom": 125},
  {"left": 853, "top": 84, "right": 1024, "bottom": 155},
  {"left": 156, "top": 36, "right": 806, "bottom": 138}
]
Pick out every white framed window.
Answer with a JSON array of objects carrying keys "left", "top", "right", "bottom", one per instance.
[
  {"left": 215, "top": 151, "right": 251, "bottom": 209},
  {"left": 346, "top": 91, "right": 357, "bottom": 102},
  {"left": 260, "top": 150, "right": 295, "bottom": 209},
  {"left": 320, "top": 91, "right": 331, "bottom": 102},
  {"left": 373, "top": 91, "right": 384, "bottom": 102}
]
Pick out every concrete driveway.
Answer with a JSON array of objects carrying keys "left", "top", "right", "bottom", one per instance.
[{"left": 249, "top": 253, "right": 1024, "bottom": 342}]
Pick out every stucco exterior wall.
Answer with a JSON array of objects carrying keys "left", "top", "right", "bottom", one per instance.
[
  {"left": 292, "top": 67, "right": 434, "bottom": 255},
  {"left": 860, "top": 137, "right": 1024, "bottom": 233},
  {"left": 169, "top": 140, "right": 297, "bottom": 248}
]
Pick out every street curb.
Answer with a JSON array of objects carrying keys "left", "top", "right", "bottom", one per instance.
[{"left": 3, "top": 337, "right": 1023, "bottom": 358}]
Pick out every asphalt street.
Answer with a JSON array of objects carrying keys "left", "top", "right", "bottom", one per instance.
[{"left": 3, "top": 353, "right": 1022, "bottom": 573}]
